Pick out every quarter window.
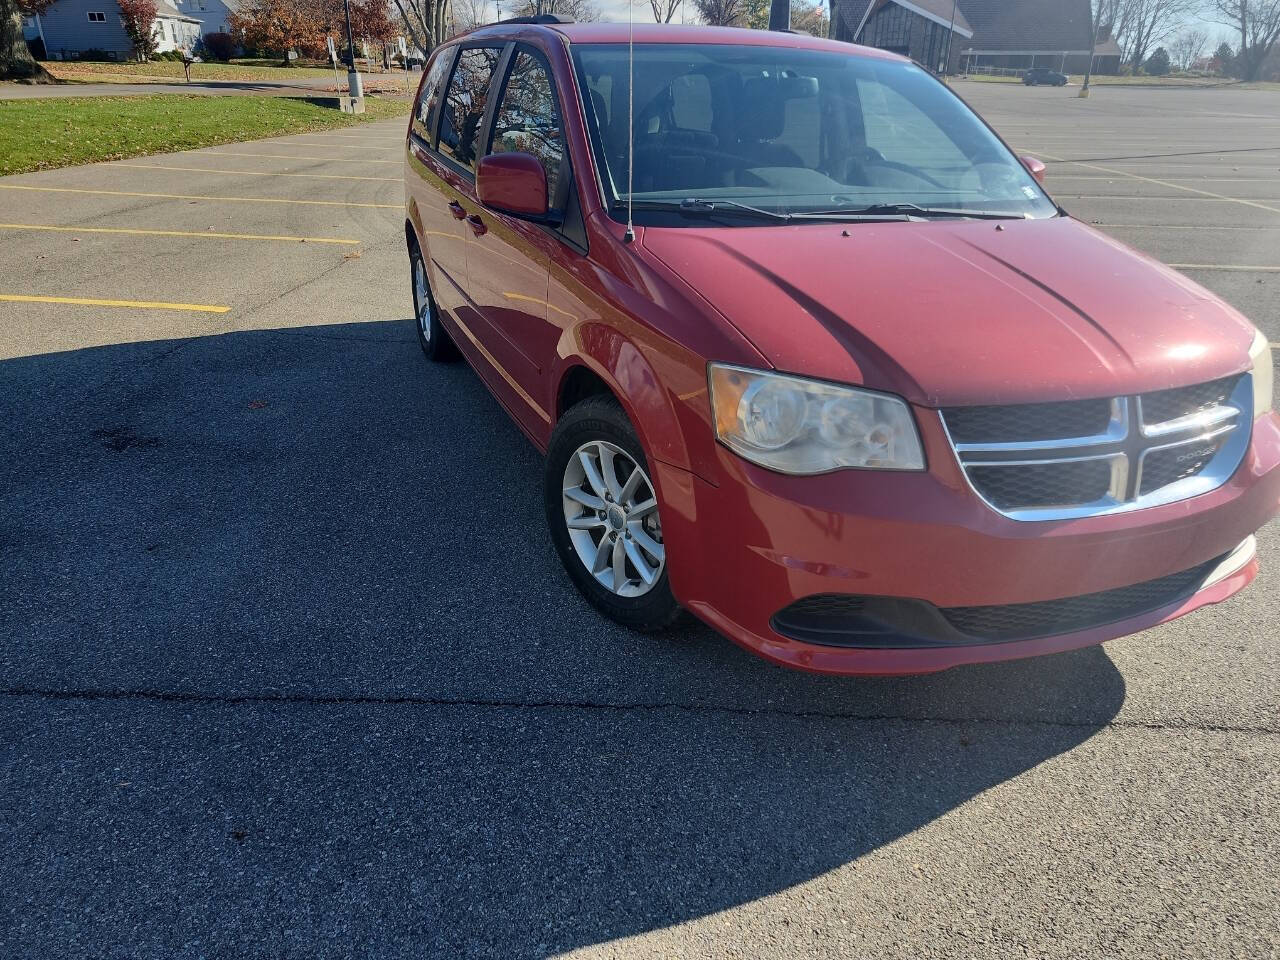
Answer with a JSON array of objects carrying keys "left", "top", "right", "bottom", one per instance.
[
  {"left": 489, "top": 51, "right": 564, "bottom": 208},
  {"left": 438, "top": 46, "right": 503, "bottom": 173},
  {"left": 413, "top": 48, "right": 454, "bottom": 145}
]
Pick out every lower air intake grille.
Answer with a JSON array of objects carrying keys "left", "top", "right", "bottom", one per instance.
[{"left": 941, "top": 555, "right": 1223, "bottom": 641}]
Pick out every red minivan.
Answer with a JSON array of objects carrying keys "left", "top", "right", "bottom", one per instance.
[{"left": 403, "top": 18, "right": 1279, "bottom": 675}]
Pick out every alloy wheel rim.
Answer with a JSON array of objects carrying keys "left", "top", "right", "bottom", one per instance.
[
  {"left": 562, "top": 440, "right": 665, "bottom": 598},
  {"left": 413, "top": 258, "right": 432, "bottom": 343}
]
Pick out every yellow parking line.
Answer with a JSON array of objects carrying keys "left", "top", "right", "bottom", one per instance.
[
  {"left": 291, "top": 132, "right": 402, "bottom": 141},
  {"left": 1167, "top": 263, "right": 1280, "bottom": 272},
  {"left": 0, "top": 222, "right": 359, "bottom": 245},
  {"left": 281, "top": 142, "right": 401, "bottom": 151},
  {"left": 202, "top": 150, "right": 400, "bottom": 165},
  {"left": 0, "top": 294, "right": 229, "bottom": 313},
  {"left": 1039, "top": 152, "right": 1280, "bottom": 215},
  {"left": 0, "top": 184, "right": 401, "bottom": 210},
  {"left": 114, "top": 162, "right": 400, "bottom": 183}
]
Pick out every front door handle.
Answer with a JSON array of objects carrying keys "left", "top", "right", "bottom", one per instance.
[
  {"left": 466, "top": 214, "right": 487, "bottom": 237},
  {"left": 448, "top": 201, "right": 467, "bottom": 220}
]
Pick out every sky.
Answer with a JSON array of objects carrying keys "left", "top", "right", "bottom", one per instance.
[{"left": 484, "top": 0, "right": 1229, "bottom": 47}]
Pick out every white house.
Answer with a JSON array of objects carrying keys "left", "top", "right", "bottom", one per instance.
[{"left": 168, "top": 0, "right": 240, "bottom": 38}]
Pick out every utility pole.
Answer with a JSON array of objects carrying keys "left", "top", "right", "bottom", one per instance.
[
  {"left": 944, "top": 0, "right": 958, "bottom": 77},
  {"left": 1080, "top": 0, "right": 1097, "bottom": 97},
  {"left": 341, "top": 0, "right": 364, "bottom": 111},
  {"left": 768, "top": 0, "right": 789, "bottom": 31}
]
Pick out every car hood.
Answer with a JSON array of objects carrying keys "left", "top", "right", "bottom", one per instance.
[{"left": 640, "top": 216, "right": 1256, "bottom": 407}]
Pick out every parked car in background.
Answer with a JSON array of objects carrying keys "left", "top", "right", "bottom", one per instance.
[
  {"left": 1023, "top": 66, "right": 1069, "bottom": 85},
  {"left": 403, "top": 19, "right": 1279, "bottom": 675}
]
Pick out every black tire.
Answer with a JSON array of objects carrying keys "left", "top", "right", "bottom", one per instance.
[
  {"left": 409, "top": 238, "right": 458, "bottom": 362},
  {"left": 544, "top": 395, "right": 682, "bottom": 632}
]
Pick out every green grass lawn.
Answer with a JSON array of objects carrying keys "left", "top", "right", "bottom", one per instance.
[
  {"left": 43, "top": 59, "right": 415, "bottom": 92},
  {"left": 0, "top": 95, "right": 408, "bottom": 175}
]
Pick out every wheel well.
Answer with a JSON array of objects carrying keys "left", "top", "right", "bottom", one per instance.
[
  {"left": 405, "top": 219, "right": 417, "bottom": 252},
  {"left": 558, "top": 366, "right": 617, "bottom": 420}
]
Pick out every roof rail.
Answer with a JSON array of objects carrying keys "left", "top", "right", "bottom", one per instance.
[{"left": 494, "top": 13, "right": 574, "bottom": 23}]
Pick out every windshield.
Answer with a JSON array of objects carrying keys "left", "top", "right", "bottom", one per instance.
[{"left": 571, "top": 43, "right": 1057, "bottom": 223}]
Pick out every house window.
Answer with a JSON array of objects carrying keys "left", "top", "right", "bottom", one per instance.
[{"left": 87, "top": 11, "right": 106, "bottom": 21}]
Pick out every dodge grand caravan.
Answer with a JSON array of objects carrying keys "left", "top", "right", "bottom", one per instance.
[{"left": 402, "top": 19, "right": 1279, "bottom": 675}]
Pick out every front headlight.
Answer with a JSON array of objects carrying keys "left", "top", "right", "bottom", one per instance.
[
  {"left": 1250, "top": 329, "right": 1274, "bottom": 419},
  {"left": 709, "top": 364, "right": 925, "bottom": 474}
]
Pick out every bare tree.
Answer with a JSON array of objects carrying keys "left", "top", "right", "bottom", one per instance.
[
  {"left": 509, "top": 0, "right": 599, "bottom": 18},
  {"left": 692, "top": 0, "right": 742, "bottom": 25},
  {"left": 1206, "top": 0, "right": 1280, "bottom": 80},
  {"left": 1113, "top": 0, "right": 1196, "bottom": 70},
  {"left": 1170, "top": 25, "right": 1210, "bottom": 68},
  {"left": 392, "top": 0, "right": 451, "bottom": 55},
  {"left": 790, "top": 0, "right": 827, "bottom": 34},
  {"left": 648, "top": 0, "right": 682, "bottom": 21}
]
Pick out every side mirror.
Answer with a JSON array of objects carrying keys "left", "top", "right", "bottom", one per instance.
[
  {"left": 1019, "top": 155, "right": 1046, "bottom": 185},
  {"left": 477, "top": 152, "right": 548, "bottom": 219}
]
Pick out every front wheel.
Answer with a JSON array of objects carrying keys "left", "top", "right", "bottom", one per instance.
[{"left": 544, "top": 396, "right": 682, "bottom": 632}]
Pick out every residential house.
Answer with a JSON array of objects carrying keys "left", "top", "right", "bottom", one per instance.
[
  {"left": 168, "top": 0, "right": 240, "bottom": 40},
  {"left": 34, "top": 0, "right": 201, "bottom": 60}
]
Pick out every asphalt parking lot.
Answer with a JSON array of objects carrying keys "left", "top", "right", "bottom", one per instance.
[{"left": 2, "top": 84, "right": 1279, "bottom": 959}]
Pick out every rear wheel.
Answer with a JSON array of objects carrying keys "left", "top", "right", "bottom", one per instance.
[
  {"left": 545, "top": 396, "right": 681, "bottom": 632},
  {"left": 409, "top": 240, "right": 457, "bottom": 362}
]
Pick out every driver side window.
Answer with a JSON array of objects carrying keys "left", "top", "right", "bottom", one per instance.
[{"left": 489, "top": 50, "right": 564, "bottom": 209}]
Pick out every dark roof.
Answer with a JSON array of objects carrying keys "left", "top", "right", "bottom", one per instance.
[
  {"left": 900, "top": 0, "right": 973, "bottom": 36},
  {"left": 839, "top": 0, "right": 1093, "bottom": 53},
  {"left": 957, "top": 0, "right": 1094, "bottom": 53}
]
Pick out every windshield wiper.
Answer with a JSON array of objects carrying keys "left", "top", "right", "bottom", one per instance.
[
  {"left": 817, "top": 202, "right": 1030, "bottom": 221},
  {"left": 617, "top": 198, "right": 911, "bottom": 223},
  {"left": 617, "top": 198, "right": 792, "bottom": 221}
]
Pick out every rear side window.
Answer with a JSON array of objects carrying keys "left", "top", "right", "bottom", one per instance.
[
  {"left": 439, "top": 46, "right": 503, "bottom": 173},
  {"left": 489, "top": 50, "right": 565, "bottom": 209},
  {"left": 413, "top": 48, "right": 455, "bottom": 145}
]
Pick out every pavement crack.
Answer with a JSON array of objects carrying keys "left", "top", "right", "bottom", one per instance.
[{"left": 3, "top": 686, "right": 1277, "bottom": 736}]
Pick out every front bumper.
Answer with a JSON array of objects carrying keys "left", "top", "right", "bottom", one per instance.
[{"left": 654, "top": 410, "right": 1280, "bottom": 676}]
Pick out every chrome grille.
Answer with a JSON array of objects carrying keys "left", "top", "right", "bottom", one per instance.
[
  {"left": 968, "top": 459, "right": 1112, "bottom": 509},
  {"left": 1140, "top": 375, "right": 1241, "bottom": 426},
  {"left": 941, "top": 375, "right": 1253, "bottom": 521}
]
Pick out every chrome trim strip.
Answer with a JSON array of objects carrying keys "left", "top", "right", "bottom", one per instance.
[
  {"left": 1201, "top": 535, "right": 1257, "bottom": 589},
  {"left": 1139, "top": 402, "right": 1239, "bottom": 438}
]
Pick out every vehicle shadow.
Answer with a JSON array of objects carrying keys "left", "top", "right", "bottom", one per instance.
[{"left": 0, "top": 320, "right": 1126, "bottom": 957}]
